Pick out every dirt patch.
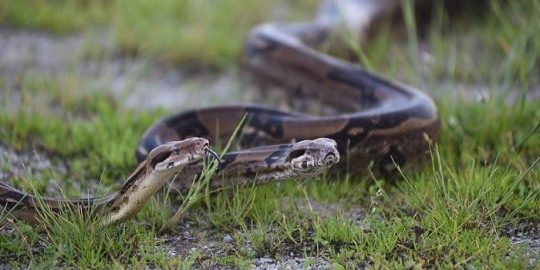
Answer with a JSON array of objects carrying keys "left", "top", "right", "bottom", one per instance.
[
  {"left": 0, "top": 28, "right": 244, "bottom": 111},
  {"left": 159, "top": 220, "right": 334, "bottom": 269},
  {"left": 503, "top": 221, "right": 540, "bottom": 266},
  {"left": 0, "top": 142, "right": 70, "bottom": 192}
]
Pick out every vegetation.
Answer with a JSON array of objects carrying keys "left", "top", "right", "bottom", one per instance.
[{"left": 0, "top": 0, "right": 538, "bottom": 268}]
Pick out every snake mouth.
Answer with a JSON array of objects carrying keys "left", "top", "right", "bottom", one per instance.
[{"left": 157, "top": 153, "right": 205, "bottom": 171}]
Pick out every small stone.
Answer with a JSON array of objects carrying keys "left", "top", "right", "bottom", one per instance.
[
  {"left": 223, "top": 234, "right": 233, "bottom": 243},
  {"left": 259, "top": 257, "right": 274, "bottom": 264}
]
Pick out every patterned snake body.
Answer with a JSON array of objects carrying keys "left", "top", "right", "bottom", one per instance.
[
  {"left": 1, "top": 138, "right": 211, "bottom": 226},
  {"left": 137, "top": 2, "right": 440, "bottom": 181},
  {"left": 1, "top": 138, "right": 339, "bottom": 226}
]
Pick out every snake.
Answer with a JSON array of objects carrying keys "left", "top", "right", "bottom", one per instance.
[
  {"left": 137, "top": 0, "right": 440, "bottom": 183},
  {"left": 1, "top": 0, "right": 439, "bottom": 227},
  {"left": 0, "top": 138, "right": 212, "bottom": 226},
  {"left": 0, "top": 138, "right": 340, "bottom": 226}
]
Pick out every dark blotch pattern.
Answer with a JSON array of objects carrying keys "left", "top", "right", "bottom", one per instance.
[
  {"left": 286, "top": 149, "right": 306, "bottom": 162},
  {"left": 150, "top": 151, "right": 172, "bottom": 169},
  {"left": 264, "top": 144, "right": 292, "bottom": 166}
]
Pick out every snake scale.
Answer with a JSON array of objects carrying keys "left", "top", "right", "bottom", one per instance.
[{"left": 1, "top": 0, "right": 439, "bottom": 227}]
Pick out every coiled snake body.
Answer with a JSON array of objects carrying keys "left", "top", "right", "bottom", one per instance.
[
  {"left": 1, "top": 0, "right": 439, "bottom": 226},
  {"left": 137, "top": 1, "right": 440, "bottom": 180}
]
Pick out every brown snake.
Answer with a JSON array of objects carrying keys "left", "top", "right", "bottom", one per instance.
[
  {"left": 1, "top": 138, "right": 212, "bottom": 226},
  {"left": 1, "top": 137, "right": 339, "bottom": 226},
  {"left": 137, "top": 0, "right": 439, "bottom": 181},
  {"left": 1, "top": 0, "right": 438, "bottom": 226}
]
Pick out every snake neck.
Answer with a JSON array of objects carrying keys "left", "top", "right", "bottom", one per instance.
[
  {"left": 103, "top": 164, "right": 179, "bottom": 224},
  {"left": 0, "top": 163, "right": 149, "bottom": 226},
  {"left": 0, "top": 185, "right": 116, "bottom": 226}
]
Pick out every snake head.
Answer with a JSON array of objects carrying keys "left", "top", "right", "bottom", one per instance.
[
  {"left": 288, "top": 138, "right": 340, "bottom": 177},
  {"left": 148, "top": 138, "right": 210, "bottom": 172}
]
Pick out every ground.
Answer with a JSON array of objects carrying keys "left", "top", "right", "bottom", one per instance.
[{"left": 0, "top": 1, "right": 539, "bottom": 269}]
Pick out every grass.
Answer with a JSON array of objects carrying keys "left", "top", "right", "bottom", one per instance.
[
  {"left": 1, "top": 0, "right": 539, "bottom": 268},
  {"left": 0, "top": 0, "right": 315, "bottom": 68}
]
